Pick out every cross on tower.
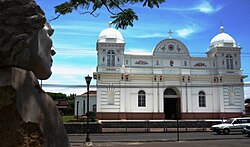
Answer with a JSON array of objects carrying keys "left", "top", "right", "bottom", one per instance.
[{"left": 168, "top": 30, "right": 173, "bottom": 38}]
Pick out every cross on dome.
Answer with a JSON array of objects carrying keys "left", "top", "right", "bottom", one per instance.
[
  {"left": 168, "top": 30, "right": 174, "bottom": 38},
  {"left": 220, "top": 19, "right": 224, "bottom": 33},
  {"left": 220, "top": 26, "right": 224, "bottom": 33}
]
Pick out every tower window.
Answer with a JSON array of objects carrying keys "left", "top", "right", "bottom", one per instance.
[
  {"left": 107, "top": 50, "right": 115, "bottom": 66},
  {"left": 226, "top": 54, "right": 233, "bottom": 69}
]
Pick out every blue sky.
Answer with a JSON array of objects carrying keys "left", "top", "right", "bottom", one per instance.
[{"left": 36, "top": 0, "right": 250, "bottom": 98}]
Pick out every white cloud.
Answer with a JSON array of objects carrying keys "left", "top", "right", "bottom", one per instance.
[
  {"left": 42, "top": 65, "right": 97, "bottom": 95},
  {"left": 41, "top": 65, "right": 96, "bottom": 85},
  {"left": 56, "top": 48, "right": 97, "bottom": 56},
  {"left": 161, "top": 0, "right": 222, "bottom": 14},
  {"left": 42, "top": 86, "right": 97, "bottom": 96},
  {"left": 52, "top": 23, "right": 102, "bottom": 32},
  {"left": 133, "top": 33, "right": 167, "bottom": 39},
  {"left": 194, "top": 0, "right": 222, "bottom": 14},
  {"left": 176, "top": 26, "right": 196, "bottom": 38},
  {"left": 55, "top": 31, "right": 96, "bottom": 37},
  {"left": 125, "top": 49, "right": 152, "bottom": 55},
  {"left": 51, "top": 65, "right": 96, "bottom": 75}
]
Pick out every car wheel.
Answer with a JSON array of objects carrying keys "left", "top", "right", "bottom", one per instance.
[{"left": 223, "top": 129, "right": 230, "bottom": 135}]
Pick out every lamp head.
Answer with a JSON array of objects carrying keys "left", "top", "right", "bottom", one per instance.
[{"left": 85, "top": 75, "right": 92, "bottom": 85}]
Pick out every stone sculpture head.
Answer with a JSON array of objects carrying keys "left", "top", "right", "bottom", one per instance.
[{"left": 0, "top": 0, "right": 56, "bottom": 80}]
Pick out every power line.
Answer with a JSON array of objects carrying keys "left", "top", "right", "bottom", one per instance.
[
  {"left": 42, "top": 83, "right": 250, "bottom": 88},
  {"left": 55, "top": 48, "right": 250, "bottom": 55}
]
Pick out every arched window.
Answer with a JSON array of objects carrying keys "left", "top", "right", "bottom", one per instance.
[
  {"left": 138, "top": 90, "right": 146, "bottom": 107},
  {"left": 107, "top": 50, "right": 115, "bottom": 66},
  {"left": 164, "top": 88, "right": 177, "bottom": 95},
  {"left": 199, "top": 91, "right": 206, "bottom": 107},
  {"left": 226, "top": 54, "right": 233, "bottom": 69}
]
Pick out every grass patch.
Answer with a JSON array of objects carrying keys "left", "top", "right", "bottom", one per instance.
[{"left": 62, "top": 115, "right": 75, "bottom": 122}]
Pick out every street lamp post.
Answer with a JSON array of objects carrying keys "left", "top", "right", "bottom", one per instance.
[
  {"left": 76, "top": 101, "right": 79, "bottom": 122},
  {"left": 85, "top": 75, "right": 92, "bottom": 143}
]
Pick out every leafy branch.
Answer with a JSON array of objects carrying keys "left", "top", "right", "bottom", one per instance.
[{"left": 53, "top": 0, "right": 166, "bottom": 29}]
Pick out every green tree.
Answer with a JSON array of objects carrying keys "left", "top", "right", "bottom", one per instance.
[
  {"left": 67, "top": 93, "right": 76, "bottom": 101},
  {"left": 54, "top": 0, "right": 165, "bottom": 29},
  {"left": 66, "top": 93, "right": 76, "bottom": 114},
  {"left": 245, "top": 98, "right": 250, "bottom": 103},
  {"left": 47, "top": 92, "right": 67, "bottom": 100}
]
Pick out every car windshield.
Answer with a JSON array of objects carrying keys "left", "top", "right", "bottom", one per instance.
[{"left": 224, "top": 119, "right": 234, "bottom": 124}]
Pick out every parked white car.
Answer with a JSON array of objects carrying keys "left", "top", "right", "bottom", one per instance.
[
  {"left": 210, "top": 117, "right": 250, "bottom": 135},
  {"left": 242, "top": 125, "right": 250, "bottom": 136}
]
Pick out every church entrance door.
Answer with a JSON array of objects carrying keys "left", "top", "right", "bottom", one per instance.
[
  {"left": 164, "top": 88, "right": 180, "bottom": 120},
  {"left": 164, "top": 98, "right": 179, "bottom": 119}
]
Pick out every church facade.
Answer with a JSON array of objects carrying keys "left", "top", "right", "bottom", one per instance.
[{"left": 93, "top": 24, "right": 247, "bottom": 120}]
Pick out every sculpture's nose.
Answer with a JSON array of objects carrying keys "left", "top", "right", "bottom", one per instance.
[{"left": 51, "top": 46, "right": 56, "bottom": 56}]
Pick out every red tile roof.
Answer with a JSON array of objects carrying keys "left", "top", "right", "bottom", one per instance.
[{"left": 82, "top": 90, "right": 96, "bottom": 95}]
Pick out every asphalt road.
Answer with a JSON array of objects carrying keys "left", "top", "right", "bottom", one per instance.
[
  {"left": 69, "top": 132, "right": 249, "bottom": 143},
  {"left": 71, "top": 139, "right": 250, "bottom": 147}
]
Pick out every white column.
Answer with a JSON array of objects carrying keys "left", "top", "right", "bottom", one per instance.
[
  {"left": 153, "top": 82, "right": 158, "bottom": 112},
  {"left": 181, "top": 83, "right": 187, "bottom": 113},
  {"left": 218, "top": 85, "right": 224, "bottom": 112},
  {"left": 187, "top": 83, "right": 192, "bottom": 112},
  {"left": 96, "top": 87, "right": 102, "bottom": 112},
  {"left": 159, "top": 82, "right": 164, "bottom": 112},
  {"left": 125, "top": 82, "right": 131, "bottom": 112},
  {"left": 120, "top": 81, "right": 125, "bottom": 112}
]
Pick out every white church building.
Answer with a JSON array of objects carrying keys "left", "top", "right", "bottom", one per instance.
[{"left": 93, "top": 24, "right": 247, "bottom": 120}]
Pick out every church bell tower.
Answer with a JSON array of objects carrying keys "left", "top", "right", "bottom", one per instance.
[{"left": 96, "top": 23, "right": 125, "bottom": 71}]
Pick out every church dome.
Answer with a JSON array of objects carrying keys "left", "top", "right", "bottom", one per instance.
[
  {"left": 98, "top": 23, "right": 124, "bottom": 43},
  {"left": 210, "top": 26, "right": 236, "bottom": 48}
]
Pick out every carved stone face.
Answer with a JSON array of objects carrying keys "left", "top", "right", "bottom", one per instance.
[{"left": 29, "top": 23, "right": 56, "bottom": 80}]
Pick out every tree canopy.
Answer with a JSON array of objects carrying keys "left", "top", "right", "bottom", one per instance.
[
  {"left": 245, "top": 98, "right": 250, "bottom": 103},
  {"left": 47, "top": 92, "right": 76, "bottom": 100},
  {"left": 47, "top": 92, "right": 67, "bottom": 100},
  {"left": 54, "top": 0, "right": 165, "bottom": 29}
]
